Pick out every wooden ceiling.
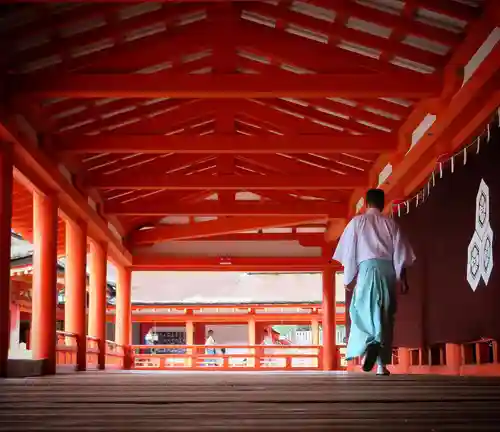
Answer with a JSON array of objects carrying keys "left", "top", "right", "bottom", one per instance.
[{"left": 2, "top": 0, "right": 497, "bottom": 266}]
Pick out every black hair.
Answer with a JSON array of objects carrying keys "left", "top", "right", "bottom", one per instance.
[{"left": 366, "top": 188, "right": 385, "bottom": 211}]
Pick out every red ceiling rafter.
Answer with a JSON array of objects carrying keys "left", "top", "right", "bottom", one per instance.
[
  {"left": 10, "top": 3, "right": 210, "bottom": 72},
  {"left": 235, "top": 56, "right": 408, "bottom": 129},
  {"left": 304, "top": 0, "right": 462, "bottom": 47},
  {"left": 245, "top": 2, "right": 446, "bottom": 69},
  {"left": 234, "top": 11, "right": 436, "bottom": 75}
]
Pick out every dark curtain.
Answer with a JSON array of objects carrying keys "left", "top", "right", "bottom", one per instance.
[{"left": 395, "top": 119, "right": 500, "bottom": 345}]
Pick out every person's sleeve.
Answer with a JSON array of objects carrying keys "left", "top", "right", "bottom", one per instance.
[
  {"left": 392, "top": 222, "right": 416, "bottom": 280},
  {"left": 332, "top": 218, "right": 358, "bottom": 285}
]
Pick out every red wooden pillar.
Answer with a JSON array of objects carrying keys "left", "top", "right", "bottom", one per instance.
[
  {"left": 116, "top": 266, "right": 132, "bottom": 369},
  {"left": 32, "top": 192, "right": 58, "bottom": 375},
  {"left": 193, "top": 323, "right": 206, "bottom": 345},
  {"left": 65, "top": 219, "right": 88, "bottom": 371},
  {"left": 88, "top": 240, "right": 108, "bottom": 370},
  {"left": 322, "top": 267, "right": 337, "bottom": 371},
  {"left": 248, "top": 316, "right": 257, "bottom": 367},
  {"left": 0, "top": 144, "right": 13, "bottom": 377}
]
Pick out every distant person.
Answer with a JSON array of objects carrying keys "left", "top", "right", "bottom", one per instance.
[
  {"left": 205, "top": 329, "right": 217, "bottom": 365},
  {"left": 330, "top": 189, "right": 415, "bottom": 376}
]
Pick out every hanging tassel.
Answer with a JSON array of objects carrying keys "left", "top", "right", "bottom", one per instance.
[
  {"left": 476, "top": 136, "right": 481, "bottom": 154},
  {"left": 487, "top": 124, "right": 491, "bottom": 142},
  {"left": 463, "top": 147, "right": 467, "bottom": 165},
  {"left": 432, "top": 170, "right": 436, "bottom": 187},
  {"left": 397, "top": 204, "right": 401, "bottom": 217},
  {"left": 451, "top": 156, "right": 455, "bottom": 173},
  {"left": 406, "top": 201, "right": 409, "bottom": 214}
]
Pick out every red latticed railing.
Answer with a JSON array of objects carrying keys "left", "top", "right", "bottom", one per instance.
[
  {"left": 347, "top": 341, "right": 500, "bottom": 376},
  {"left": 56, "top": 331, "right": 78, "bottom": 366},
  {"left": 131, "top": 344, "right": 345, "bottom": 371},
  {"left": 86, "top": 335, "right": 100, "bottom": 367},
  {"left": 56, "top": 332, "right": 126, "bottom": 369},
  {"left": 105, "top": 341, "right": 126, "bottom": 368}
]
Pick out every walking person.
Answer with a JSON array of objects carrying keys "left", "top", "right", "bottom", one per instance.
[
  {"left": 205, "top": 329, "right": 217, "bottom": 366},
  {"left": 330, "top": 189, "right": 415, "bottom": 375}
]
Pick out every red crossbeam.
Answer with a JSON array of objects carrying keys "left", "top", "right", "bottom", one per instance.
[
  {"left": 55, "top": 133, "right": 397, "bottom": 154},
  {"left": 11, "top": 73, "right": 443, "bottom": 99}
]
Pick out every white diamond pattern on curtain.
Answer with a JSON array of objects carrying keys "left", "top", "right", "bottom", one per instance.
[{"left": 467, "top": 179, "right": 494, "bottom": 291}]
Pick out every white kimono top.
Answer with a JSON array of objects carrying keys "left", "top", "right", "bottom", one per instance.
[{"left": 333, "top": 208, "right": 416, "bottom": 285}]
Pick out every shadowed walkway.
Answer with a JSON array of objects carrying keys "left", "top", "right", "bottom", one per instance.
[{"left": 1, "top": 371, "right": 500, "bottom": 430}]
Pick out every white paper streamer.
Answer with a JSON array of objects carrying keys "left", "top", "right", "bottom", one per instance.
[
  {"left": 416, "top": 193, "right": 419, "bottom": 207},
  {"left": 397, "top": 204, "right": 401, "bottom": 217},
  {"left": 463, "top": 147, "right": 467, "bottom": 165},
  {"left": 406, "top": 201, "right": 409, "bottom": 214},
  {"left": 451, "top": 156, "right": 455, "bottom": 173},
  {"left": 427, "top": 181, "right": 431, "bottom": 195},
  {"left": 439, "top": 162, "right": 443, "bottom": 178},
  {"left": 476, "top": 136, "right": 481, "bottom": 154},
  {"left": 432, "top": 171, "right": 436, "bottom": 187},
  {"left": 487, "top": 124, "right": 491, "bottom": 142}
]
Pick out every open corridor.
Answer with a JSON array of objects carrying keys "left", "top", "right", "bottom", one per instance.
[{"left": 1, "top": 371, "right": 500, "bottom": 430}]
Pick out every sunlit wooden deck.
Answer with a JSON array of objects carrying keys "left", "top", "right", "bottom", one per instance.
[{"left": 1, "top": 371, "right": 500, "bottom": 430}]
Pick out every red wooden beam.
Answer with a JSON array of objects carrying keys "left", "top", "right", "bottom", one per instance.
[
  {"left": 11, "top": 73, "right": 443, "bottom": 99},
  {"left": 0, "top": 113, "right": 131, "bottom": 266},
  {"left": 178, "top": 232, "right": 326, "bottom": 246},
  {"left": 131, "top": 255, "right": 332, "bottom": 271},
  {"left": 383, "top": 48, "right": 500, "bottom": 205},
  {"left": 131, "top": 216, "right": 327, "bottom": 244},
  {"left": 55, "top": 133, "right": 396, "bottom": 154},
  {"left": 104, "top": 200, "right": 347, "bottom": 217},
  {"left": 87, "top": 173, "right": 367, "bottom": 190}
]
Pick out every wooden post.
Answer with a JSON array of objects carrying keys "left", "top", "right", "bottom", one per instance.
[
  {"left": 0, "top": 144, "right": 13, "bottom": 377},
  {"left": 32, "top": 192, "right": 58, "bottom": 375},
  {"left": 322, "top": 267, "right": 337, "bottom": 370},
  {"left": 89, "top": 240, "right": 108, "bottom": 370},
  {"left": 311, "top": 318, "right": 320, "bottom": 345},
  {"left": 65, "top": 219, "right": 88, "bottom": 372},
  {"left": 398, "top": 348, "right": 411, "bottom": 374},
  {"left": 446, "top": 343, "right": 462, "bottom": 375},
  {"left": 248, "top": 316, "right": 256, "bottom": 368},
  {"left": 185, "top": 320, "right": 194, "bottom": 367},
  {"left": 116, "top": 266, "right": 132, "bottom": 369}
]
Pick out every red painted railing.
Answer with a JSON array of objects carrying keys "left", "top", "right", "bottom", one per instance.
[
  {"left": 55, "top": 331, "right": 126, "bottom": 369},
  {"left": 347, "top": 340, "right": 500, "bottom": 376},
  {"left": 131, "top": 344, "right": 346, "bottom": 371}
]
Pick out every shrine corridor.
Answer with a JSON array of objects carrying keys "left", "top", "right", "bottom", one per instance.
[{"left": 1, "top": 372, "right": 500, "bottom": 430}]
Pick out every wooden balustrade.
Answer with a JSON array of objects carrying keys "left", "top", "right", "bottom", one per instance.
[
  {"left": 130, "top": 344, "right": 345, "bottom": 371},
  {"left": 347, "top": 340, "right": 500, "bottom": 376},
  {"left": 55, "top": 332, "right": 126, "bottom": 370}
]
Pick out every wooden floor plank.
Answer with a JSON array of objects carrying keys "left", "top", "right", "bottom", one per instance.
[{"left": 1, "top": 371, "right": 500, "bottom": 430}]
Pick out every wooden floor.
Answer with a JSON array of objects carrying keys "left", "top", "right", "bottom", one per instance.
[{"left": 1, "top": 371, "right": 500, "bottom": 430}]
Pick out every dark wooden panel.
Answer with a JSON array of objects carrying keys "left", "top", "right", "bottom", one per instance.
[{"left": 1, "top": 372, "right": 500, "bottom": 430}]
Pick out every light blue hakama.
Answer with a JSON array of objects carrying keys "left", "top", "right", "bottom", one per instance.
[{"left": 346, "top": 258, "right": 397, "bottom": 365}]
